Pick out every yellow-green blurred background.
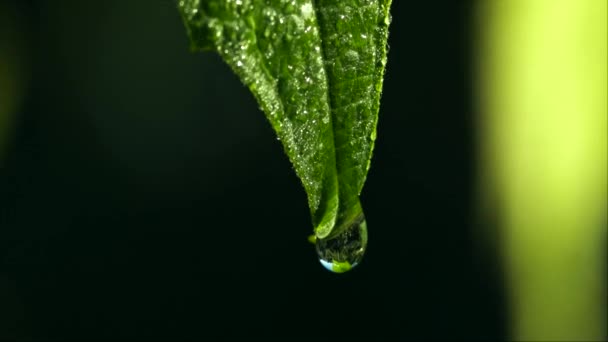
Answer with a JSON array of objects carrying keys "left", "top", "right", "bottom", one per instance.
[
  {"left": 0, "top": 0, "right": 605, "bottom": 340},
  {"left": 478, "top": 0, "right": 606, "bottom": 340}
]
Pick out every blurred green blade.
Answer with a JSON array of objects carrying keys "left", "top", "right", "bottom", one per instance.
[
  {"left": 178, "top": 0, "right": 391, "bottom": 238},
  {"left": 479, "top": 0, "right": 607, "bottom": 339}
]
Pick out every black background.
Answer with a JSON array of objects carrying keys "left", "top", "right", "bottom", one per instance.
[{"left": 1, "top": 0, "right": 507, "bottom": 340}]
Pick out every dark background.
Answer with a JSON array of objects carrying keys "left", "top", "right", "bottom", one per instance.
[{"left": 0, "top": 0, "right": 507, "bottom": 340}]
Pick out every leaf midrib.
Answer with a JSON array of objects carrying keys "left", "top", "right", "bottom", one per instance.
[
  {"left": 246, "top": 1, "right": 341, "bottom": 237},
  {"left": 310, "top": 0, "right": 342, "bottom": 232}
]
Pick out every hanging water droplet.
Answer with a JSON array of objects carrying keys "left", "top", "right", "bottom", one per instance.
[{"left": 315, "top": 214, "right": 368, "bottom": 273}]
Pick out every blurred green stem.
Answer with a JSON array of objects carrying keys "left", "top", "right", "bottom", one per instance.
[{"left": 479, "top": 0, "right": 607, "bottom": 340}]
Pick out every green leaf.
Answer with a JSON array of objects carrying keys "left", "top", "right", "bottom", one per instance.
[{"left": 178, "top": 0, "right": 391, "bottom": 240}]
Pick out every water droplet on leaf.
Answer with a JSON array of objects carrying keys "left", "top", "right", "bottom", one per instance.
[
  {"left": 301, "top": 3, "right": 313, "bottom": 18},
  {"left": 315, "top": 214, "right": 367, "bottom": 273}
]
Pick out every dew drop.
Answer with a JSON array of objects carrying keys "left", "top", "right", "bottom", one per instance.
[
  {"left": 345, "top": 50, "right": 359, "bottom": 64},
  {"left": 384, "top": 13, "right": 392, "bottom": 26},
  {"left": 315, "top": 214, "right": 368, "bottom": 273},
  {"left": 301, "top": 3, "right": 313, "bottom": 18}
]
